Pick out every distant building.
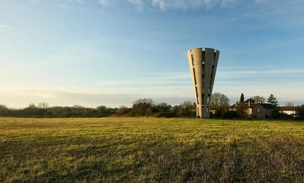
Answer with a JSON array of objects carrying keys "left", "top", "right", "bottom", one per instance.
[
  {"left": 252, "top": 103, "right": 275, "bottom": 119},
  {"left": 230, "top": 101, "right": 275, "bottom": 119},
  {"left": 187, "top": 48, "right": 220, "bottom": 118},
  {"left": 279, "top": 106, "right": 300, "bottom": 118}
]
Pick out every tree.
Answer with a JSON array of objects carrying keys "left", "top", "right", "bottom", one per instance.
[
  {"left": 236, "top": 102, "right": 248, "bottom": 118},
  {"left": 267, "top": 94, "right": 279, "bottom": 108},
  {"left": 83, "top": 108, "right": 94, "bottom": 117},
  {"left": 245, "top": 98, "right": 255, "bottom": 104},
  {"left": 178, "top": 101, "right": 195, "bottom": 117},
  {"left": 70, "top": 105, "right": 85, "bottom": 116},
  {"left": 130, "top": 98, "right": 155, "bottom": 116},
  {"left": 63, "top": 108, "right": 72, "bottom": 117},
  {"left": 211, "top": 92, "right": 230, "bottom": 108},
  {"left": 298, "top": 106, "right": 304, "bottom": 119},
  {"left": 96, "top": 105, "right": 107, "bottom": 113},
  {"left": 133, "top": 98, "right": 154, "bottom": 106},
  {"left": 253, "top": 96, "right": 265, "bottom": 103},
  {"left": 72, "top": 105, "right": 85, "bottom": 109},
  {"left": 210, "top": 92, "right": 230, "bottom": 117},
  {"left": 240, "top": 93, "right": 244, "bottom": 103},
  {"left": 0, "top": 104, "right": 8, "bottom": 110},
  {"left": 117, "top": 105, "right": 130, "bottom": 116},
  {"left": 151, "top": 102, "right": 173, "bottom": 118},
  {"left": 156, "top": 102, "right": 170, "bottom": 113},
  {"left": 96, "top": 105, "right": 113, "bottom": 116},
  {"left": 23, "top": 103, "right": 44, "bottom": 116},
  {"left": 37, "top": 102, "right": 49, "bottom": 109},
  {"left": 0, "top": 104, "right": 9, "bottom": 116},
  {"left": 285, "top": 102, "right": 294, "bottom": 106},
  {"left": 27, "top": 103, "right": 37, "bottom": 109}
]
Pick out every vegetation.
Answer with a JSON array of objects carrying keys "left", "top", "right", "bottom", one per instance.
[
  {"left": 210, "top": 92, "right": 230, "bottom": 117},
  {"left": 253, "top": 95, "right": 266, "bottom": 103},
  {"left": 299, "top": 106, "right": 304, "bottom": 118},
  {"left": 267, "top": 94, "right": 279, "bottom": 108},
  {"left": 1, "top": 117, "right": 304, "bottom": 182},
  {"left": 240, "top": 93, "right": 244, "bottom": 103},
  {"left": 1, "top": 93, "right": 303, "bottom": 119},
  {"left": 0, "top": 98, "right": 196, "bottom": 118},
  {"left": 222, "top": 111, "right": 238, "bottom": 119}
]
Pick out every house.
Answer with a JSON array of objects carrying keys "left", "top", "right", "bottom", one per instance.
[
  {"left": 252, "top": 103, "right": 275, "bottom": 119},
  {"left": 230, "top": 101, "right": 275, "bottom": 119},
  {"left": 279, "top": 106, "right": 300, "bottom": 118}
]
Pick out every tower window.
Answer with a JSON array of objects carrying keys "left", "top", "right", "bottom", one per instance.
[{"left": 191, "top": 55, "right": 194, "bottom": 66}]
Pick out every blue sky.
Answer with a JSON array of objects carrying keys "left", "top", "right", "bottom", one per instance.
[{"left": 1, "top": 0, "right": 304, "bottom": 108}]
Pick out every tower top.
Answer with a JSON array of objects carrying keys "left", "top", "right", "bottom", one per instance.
[{"left": 188, "top": 47, "right": 220, "bottom": 53}]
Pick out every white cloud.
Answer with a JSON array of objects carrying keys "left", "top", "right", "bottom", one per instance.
[
  {"left": 94, "top": 72, "right": 190, "bottom": 87},
  {"left": 96, "top": 0, "right": 239, "bottom": 10},
  {"left": 152, "top": 0, "right": 167, "bottom": 10},
  {"left": 29, "top": 0, "right": 40, "bottom": 5},
  {"left": 217, "top": 69, "right": 304, "bottom": 79},
  {"left": 150, "top": 0, "right": 240, "bottom": 10},
  {"left": 0, "top": 24, "right": 29, "bottom": 31},
  {"left": 0, "top": 83, "right": 193, "bottom": 108},
  {"left": 98, "top": 0, "right": 111, "bottom": 6},
  {"left": 67, "top": 0, "right": 84, "bottom": 3},
  {"left": 128, "top": 0, "right": 144, "bottom": 10},
  {"left": 1, "top": 67, "right": 303, "bottom": 108},
  {"left": 221, "top": 0, "right": 239, "bottom": 8},
  {"left": 128, "top": 0, "right": 143, "bottom": 6}
]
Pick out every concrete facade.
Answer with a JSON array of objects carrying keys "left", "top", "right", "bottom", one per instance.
[{"left": 187, "top": 48, "right": 220, "bottom": 118}]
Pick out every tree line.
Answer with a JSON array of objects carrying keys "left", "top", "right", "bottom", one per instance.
[
  {"left": 1, "top": 93, "right": 303, "bottom": 119},
  {"left": 0, "top": 99, "right": 197, "bottom": 118}
]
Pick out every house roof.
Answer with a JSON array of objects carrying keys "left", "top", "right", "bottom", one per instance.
[
  {"left": 258, "top": 104, "right": 275, "bottom": 110},
  {"left": 279, "top": 106, "right": 302, "bottom": 111},
  {"left": 230, "top": 102, "right": 275, "bottom": 110}
]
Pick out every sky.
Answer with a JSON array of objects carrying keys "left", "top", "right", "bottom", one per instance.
[{"left": 1, "top": 0, "right": 304, "bottom": 108}]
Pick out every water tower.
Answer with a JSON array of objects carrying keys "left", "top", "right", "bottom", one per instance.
[{"left": 187, "top": 48, "right": 220, "bottom": 118}]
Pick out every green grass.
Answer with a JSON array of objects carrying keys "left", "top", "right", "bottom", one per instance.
[{"left": 1, "top": 117, "right": 304, "bottom": 182}]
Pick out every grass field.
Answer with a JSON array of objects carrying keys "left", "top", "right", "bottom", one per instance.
[{"left": 1, "top": 117, "right": 304, "bottom": 182}]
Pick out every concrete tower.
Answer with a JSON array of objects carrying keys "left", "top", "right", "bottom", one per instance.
[{"left": 187, "top": 48, "right": 220, "bottom": 118}]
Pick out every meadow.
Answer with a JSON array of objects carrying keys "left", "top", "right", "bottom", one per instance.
[{"left": 1, "top": 117, "right": 304, "bottom": 182}]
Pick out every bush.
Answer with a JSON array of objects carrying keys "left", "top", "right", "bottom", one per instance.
[
  {"left": 152, "top": 112, "right": 174, "bottom": 118},
  {"left": 223, "top": 111, "right": 238, "bottom": 119}
]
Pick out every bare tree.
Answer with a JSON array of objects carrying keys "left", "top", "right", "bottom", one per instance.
[
  {"left": 117, "top": 105, "right": 130, "bottom": 115},
  {"left": 131, "top": 98, "right": 155, "bottom": 116},
  {"left": 0, "top": 104, "right": 8, "bottom": 110},
  {"left": 253, "top": 96, "right": 265, "bottom": 103},
  {"left": 27, "top": 103, "right": 37, "bottom": 109},
  {"left": 285, "top": 102, "right": 294, "bottom": 106},
  {"left": 37, "top": 102, "right": 49, "bottom": 109},
  {"left": 178, "top": 101, "right": 195, "bottom": 117},
  {"left": 210, "top": 92, "right": 230, "bottom": 109},
  {"left": 210, "top": 92, "right": 230, "bottom": 117}
]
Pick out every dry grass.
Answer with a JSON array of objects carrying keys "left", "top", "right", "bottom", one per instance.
[{"left": 1, "top": 117, "right": 304, "bottom": 182}]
